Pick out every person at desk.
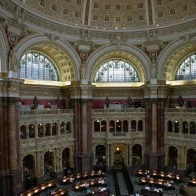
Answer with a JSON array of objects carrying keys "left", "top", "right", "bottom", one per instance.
[{"left": 105, "top": 97, "right": 110, "bottom": 108}]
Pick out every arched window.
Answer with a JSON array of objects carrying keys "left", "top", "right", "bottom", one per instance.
[
  {"left": 19, "top": 51, "right": 59, "bottom": 81},
  {"left": 182, "top": 121, "right": 188, "bottom": 134},
  {"left": 109, "top": 120, "right": 115, "bottom": 132},
  {"left": 174, "top": 121, "right": 179, "bottom": 133},
  {"left": 168, "top": 121, "right": 172, "bottom": 132},
  {"left": 20, "top": 125, "right": 27, "bottom": 139},
  {"left": 45, "top": 123, "right": 51, "bottom": 136},
  {"left": 138, "top": 120, "right": 143, "bottom": 131},
  {"left": 123, "top": 120, "right": 128, "bottom": 132},
  {"left": 101, "top": 120, "right": 107, "bottom": 132},
  {"left": 60, "top": 122, "right": 65, "bottom": 135},
  {"left": 175, "top": 53, "right": 196, "bottom": 80},
  {"left": 190, "top": 122, "right": 196, "bottom": 134},
  {"left": 131, "top": 120, "right": 136, "bottom": 131},
  {"left": 52, "top": 123, "right": 57, "bottom": 135},
  {"left": 93, "top": 59, "right": 140, "bottom": 83},
  {"left": 38, "top": 123, "right": 44, "bottom": 137},
  {"left": 66, "top": 122, "right": 71, "bottom": 133},
  {"left": 116, "top": 120, "right": 122, "bottom": 132},
  {"left": 94, "top": 120, "right": 100, "bottom": 132}
]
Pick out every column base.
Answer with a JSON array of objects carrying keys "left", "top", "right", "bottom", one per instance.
[
  {"left": 74, "top": 153, "right": 93, "bottom": 173},
  {"left": 145, "top": 153, "right": 164, "bottom": 171},
  {"left": 0, "top": 168, "right": 23, "bottom": 196}
]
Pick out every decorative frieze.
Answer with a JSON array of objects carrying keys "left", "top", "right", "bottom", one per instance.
[{"left": 0, "top": 0, "right": 195, "bottom": 44}]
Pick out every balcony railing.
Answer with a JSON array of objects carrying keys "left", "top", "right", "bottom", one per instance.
[
  {"left": 20, "top": 109, "right": 73, "bottom": 115},
  {"left": 20, "top": 134, "right": 74, "bottom": 147},
  {"left": 92, "top": 131, "right": 145, "bottom": 139},
  {"left": 92, "top": 108, "right": 145, "bottom": 113},
  {"left": 165, "top": 108, "right": 196, "bottom": 112}
]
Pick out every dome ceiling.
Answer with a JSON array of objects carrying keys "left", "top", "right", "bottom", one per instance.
[{"left": 18, "top": 0, "right": 195, "bottom": 31}]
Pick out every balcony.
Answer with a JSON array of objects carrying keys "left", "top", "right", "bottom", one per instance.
[{"left": 92, "top": 131, "right": 145, "bottom": 139}]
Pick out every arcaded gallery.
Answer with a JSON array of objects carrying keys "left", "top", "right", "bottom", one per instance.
[{"left": 0, "top": 0, "right": 196, "bottom": 196}]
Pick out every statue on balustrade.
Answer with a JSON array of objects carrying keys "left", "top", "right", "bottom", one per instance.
[
  {"left": 178, "top": 96, "right": 184, "bottom": 108},
  {"left": 31, "top": 96, "right": 38, "bottom": 110},
  {"left": 127, "top": 96, "right": 132, "bottom": 107},
  {"left": 105, "top": 97, "right": 110, "bottom": 108}
]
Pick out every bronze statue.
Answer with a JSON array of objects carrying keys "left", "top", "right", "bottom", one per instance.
[{"left": 105, "top": 97, "right": 110, "bottom": 108}]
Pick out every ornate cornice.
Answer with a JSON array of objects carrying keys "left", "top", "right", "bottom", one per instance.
[{"left": 0, "top": 0, "right": 195, "bottom": 44}]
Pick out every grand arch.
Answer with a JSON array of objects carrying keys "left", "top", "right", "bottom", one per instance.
[
  {"left": 157, "top": 38, "right": 196, "bottom": 81},
  {"left": 13, "top": 34, "right": 81, "bottom": 81},
  {"left": 86, "top": 45, "right": 152, "bottom": 82},
  {"left": 0, "top": 24, "right": 9, "bottom": 73}
]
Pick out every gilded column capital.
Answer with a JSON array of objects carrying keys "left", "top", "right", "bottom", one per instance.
[
  {"left": 80, "top": 84, "right": 95, "bottom": 99},
  {"left": 0, "top": 97, "right": 20, "bottom": 107},
  {"left": 0, "top": 78, "right": 23, "bottom": 97},
  {"left": 142, "top": 82, "right": 170, "bottom": 99}
]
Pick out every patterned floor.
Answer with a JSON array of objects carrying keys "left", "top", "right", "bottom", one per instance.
[{"left": 33, "top": 170, "right": 189, "bottom": 196}]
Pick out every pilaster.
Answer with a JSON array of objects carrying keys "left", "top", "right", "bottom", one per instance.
[
  {"left": 69, "top": 83, "right": 94, "bottom": 173},
  {"left": 0, "top": 78, "right": 23, "bottom": 195},
  {"left": 142, "top": 81, "right": 169, "bottom": 171}
]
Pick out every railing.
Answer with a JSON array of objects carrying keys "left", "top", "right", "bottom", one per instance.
[
  {"left": 92, "top": 108, "right": 145, "bottom": 113},
  {"left": 92, "top": 131, "right": 145, "bottom": 139},
  {"left": 165, "top": 132, "right": 196, "bottom": 140},
  {"left": 113, "top": 132, "right": 126, "bottom": 137},
  {"left": 20, "top": 134, "right": 74, "bottom": 147},
  {"left": 165, "top": 108, "right": 196, "bottom": 112},
  {"left": 20, "top": 109, "right": 73, "bottom": 115}
]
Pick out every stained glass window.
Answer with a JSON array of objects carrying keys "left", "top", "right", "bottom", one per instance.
[
  {"left": 19, "top": 51, "right": 58, "bottom": 81},
  {"left": 175, "top": 53, "right": 196, "bottom": 80},
  {"left": 93, "top": 59, "right": 140, "bottom": 83}
]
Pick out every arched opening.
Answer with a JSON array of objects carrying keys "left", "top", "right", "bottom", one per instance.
[
  {"left": 38, "top": 123, "right": 44, "bottom": 137},
  {"left": 66, "top": 121, "right": 71, "bottom": 134},
  {"left": 182, "top": 121, "right": 188, "bottom": 134},
  {"left": 168, "top": 146, "right": 178, "bottom": 167},
  {"left": 186, "top": 149, "right": 196, "bottom": 176},
  {"left": 95, "top": 145, "right": 106, "bottom": 165},
  {"left": 20, "top": 125, "right": 27, "bottom": 139},
  {"left": 62, "top": 148, "right": 72, "bottom": 175},
  {"left": 131, "top": 120, "right": 136, "bottom": 131},
  {"left": 60, "top": 122, "right": 65, "bottom": 135},
  {"left": 23, "top": 155, "right": 36, "bottom": 189},
  {"left": 44, "top": 151, "right": 54, "bottom": 177},
  {"left": 138, "top": 120, "right": 143, "bottom": 131},
  {"left": 101, "top": 120, "right": 107, "bottom": 132},
  {"left": 123, "top": 120, "right": 128, "bottom": 132},
  {"left": 94, "top": 120, "right": 100, "bottom": 132},
  {"left": 45, "top": 123, "right": 51, "bottom": 136},
  {"left": 113, "top": 144, "right": 125, "bottom": 169},
  {"left": 190, "top": 122, "right": 196, "bottom": 134},
  {"left": 109, "top": 120, "right": 115, "bottom": 132},
  {"left": 116, "top": 120, "right": 122, "bottom": 132},
  {"left": 168, "top": 121, "right": 172, "bottom": 132},
  {"left": 132, "top": 144, "right": 142, "bottom": 165},
  {"left": 28, "top": 124, "right": 35, "bottom": 138},
  {"left": 52, "top": 122, "right": 57, "bottom": 135},
  {"left": 174, "top": 121, "right": 179, "bottom": 133}
]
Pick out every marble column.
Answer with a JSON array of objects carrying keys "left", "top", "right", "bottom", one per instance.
[
  {"left": 151, "top": 100, "right": 157, "bottom": 154},
  {"left": 36, "top": 151, "right": 41, "bottom": 178},
  {"left": 164, "top": 146, "right": 168, "bottom": 166},
  {"left": 82, "top": 100, "right": 88, "bottom": 153},
  {"left": 0, "top": 79, "right": 23, "bottom": 195}
]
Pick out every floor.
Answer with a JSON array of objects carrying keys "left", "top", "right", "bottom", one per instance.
[{"left": 37, "top": 170, "right": 189, "bottom": 196}]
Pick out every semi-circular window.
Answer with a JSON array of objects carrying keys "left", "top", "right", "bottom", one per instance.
[
  {"left": 19, "top": 51, "right": 59, "bottom": 81},
  {"left": 93, "top": 59, "right": 140, "bottom": 83},
  {"left": 175, "top": 53, "right": 196, "bottom": 80}
]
